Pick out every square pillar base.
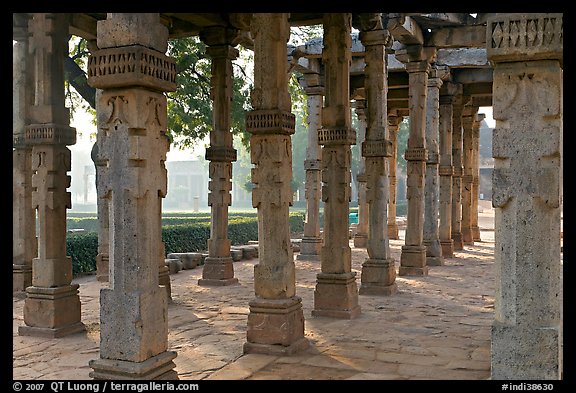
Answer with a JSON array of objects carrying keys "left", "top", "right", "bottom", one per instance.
[
  {"left": 440, "top": 240, "right": 454, "bottom": 258},
  {"left": 359, "top": 258, "right": 398, "bottom": 296},
  {"left": 158, "top": 265, "right": 172, "bottom": 301},
  {"left": 13, "top": 264, "right": 32, "bottom": 292},
  {"left": 96, "top": 253, "right": 109, "bottom": 282},
  {"left": 19, "top": 284, "right": 85, "bottom": 338},
  {"left": 298, "top": 237, "right": 322, "bottom": 260},
  {"left": 353, "top": 233, "right": 368, "bottom": 248},
  {"left": 388, "top": 224, "right": 399, "bottom": 240},
  {"left": 399, "top": 245, "right": 428, "bottom": 276},
  {"left": 426, "top": 256, "right": 444, "bottom": 266},
  {"left": 452, "top": 232, "right": 464, "bottom": 250},
  {"left": 312, "top": 272, "right": 361, "bottom": 319},
  {"left": 90, "top": 351, "right": 178, "bottom": 380},
  {"left": 491, "top": 322, "right": 561, "bottom": 380},
  {"left": 472, "top": 226, "right": 481, "bottom": 242},
  {"left": 245, "top": 296, "right": 308, "bottom": 355},
  {"left": 462, "top": 228, "right": 474, "bottom": 245},
  {"left": 198, "top": 257, "right": 238, "bottom": 286}
]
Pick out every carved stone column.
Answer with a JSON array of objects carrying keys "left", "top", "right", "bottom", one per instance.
[
  {"left": 353, "top": 100, "right": 368, "bottom": 248},
  {"left": 451, "top": 92, "right": 466, "bottom": 251},
  {"left": 91, "top": 139, "right": 109, "bottom": 283},
  {"left": 87, "top": 13, "right": 178, "bottom": 379},
  {"left": 387, "top": 113, "right": 401, "bottom": 240},
  {"left": 298, "top": 66, "right": 324, "bottom": 261},
  {"left": 423, "top": 66, "right": 446, "bottom": 266},
  {"left": 461, "top": 106, "right": 478, "bottom": 245},
  {"left": 312, "top": 13, "right": 360, "bottom": 318},
  {"left": 487, "top": 13, "right": 563, "bottom": 380},
  {"left": 18, "top": 13, "right": 85, "bottom": 338},
  {"left": 13, "top": 15, "right": 36, "bottom": 292},
  {"left": 396, "top": 45, "right": 435, "bottom": 276},
  {"left": 244, "top": 13, "right": 308, "bottom": 355},
  {"left": 357, "top": 20, "right": 397, "bottom": 296},
  {"left": 198, "top": 26, "right": 239, "bottom": 286},
  {"left": 471, "top": 113, "right": 484, "bottom": 241}
]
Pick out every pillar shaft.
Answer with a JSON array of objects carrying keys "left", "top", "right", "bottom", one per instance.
[
  {"left": 451, "top": 96, "right": 465, "bottom": 250},
  {"left": 18, "top": 13, "right": 84, "bottom": 338},
  {"left": 353, "top": 102, "right": 368, "bottom": 248},
  {"left": 199, "top": 27, "right": 239, "bottom": 286},
  {"left": 423, "top": 69, "right": 444, "bottom": 266},
  {"left": 387, "top": 115, "right": 400, "bottom": 240},
  {"left": 313, "top": 13, "right": 360, "bottom": 318},
  {"left": 13, "top": 21, "right": 36, "bottom": 292},
  {"left": 244, "top": 13, "right": 308, "bottom": 355},
  {"left": 471, "top": 114, "right": 483, "bottom": 241},
  {"left": 461, "top": 107, "right": 478, "bottom": 245},
  {"left": 487, "top": 13, "right": 562, "bottom": 380},
  {"left": 358, "top": 23, "right": 397, "bottom": 296},
  {"left": 87, "top": 13, "right": 177, "bottom": 380}
]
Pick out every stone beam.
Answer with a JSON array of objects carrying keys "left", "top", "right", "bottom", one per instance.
[
  {"left": 436, "top": 48, "right": 489, "bottom": 68},
  {"left": 471, "top": 96, "right": 492, "bottom": 107},
  {"left": 412, "top": 13, "right": 471, "bottom": 26},
  {"left": 452, "top": 68, "right": 493, "bottom": 84},
  {"left": 463, "top": 82, "right": 492, "bottom": 96},
  {"left": 427, "top": 25, "right": 486, "bottom": 48},
  {"left": 387, "top": 15, "right": 424, "bottom": 45}
]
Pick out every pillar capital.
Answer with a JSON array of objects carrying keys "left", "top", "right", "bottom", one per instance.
[
  {"left": 200, "top": 26, "right": 239, "bottom": 47},
  {"left": 359, "top": 28, "right": 391, "bottom": 47},
  {"left": 395, "top": 45, "right": 436, "bottom": 66},
  {"left": 487, "top": 13, "right": 563, "bottom": 64}
]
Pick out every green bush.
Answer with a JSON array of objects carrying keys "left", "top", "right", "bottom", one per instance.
[{"left": 66, "top": 232, "right": 98, "bottom": 275}]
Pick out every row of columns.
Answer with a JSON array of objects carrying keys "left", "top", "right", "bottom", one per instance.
[{"left": 13, "top": 12, "right": 562, "bottom": 380}]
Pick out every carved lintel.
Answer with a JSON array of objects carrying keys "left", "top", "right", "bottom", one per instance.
[
  {"left": 318, "top": 127, "right": 356, "bottom": 146},
  {"left": 362, "top": 140, "right": 392, "bottom": 157},
  {"left": 246, "top": 109, "right": 295, "bottom": 135},
  {"left": 25, "top": 123, "right": 76, "bottom": 146},
  {"left": 88, "top": 45, "right": 177, "bottom": 92},
  {"left": 404, "top": 147, "right": 428, "bottom": 161},
  {"left": 205, "top": 146, "right": 237, "bottom": 162}
]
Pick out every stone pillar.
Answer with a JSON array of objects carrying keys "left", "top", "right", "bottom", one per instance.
[
  {"left": 451, "top": 93, "right": 465, "bottom": 251},
  {"left": 13, "top": 16, "right": 36, "bottom": 292},
  {"left": 244, "top": 13, "right": 308, "bottom": 355},
  {"left": 487, "top": 13, "right": 563, "bottom": 380},
  {"left": 387, "top": 113, "right": 401, "bottom": 240},
  {"left": 18, "top": 13, "right": 85, "bottom": 338},
  {"left": 396, "top": 45, "right": 435, "bottom": 276},
  {"left": 87, "top": 13, "right": 178, "bottom": 379},
  {"left": 471, "top": 113, "right": 484, "bottom": 241},
  {"left": 357, "top": 19, "right": 397, "bottom": 296},
  {"left": 423, "top": 66, "right": 446, "bottom": 266},
  {"left": 461, "top": 106, "right": 478, "bottom": 245},
  {"left": 312, "top": 13, "right": 360, "bottom": 318},
  {"left": 198, "top": 27, "right": 239, "bottom": 286},
  {"left": 353, "top": 100, "right": 368, "bottom": 248},
  {"left": 91, "top": 139, "right": 109, "bottom": 283},
  {"left": 298, "top": 67, "right": 324, "bottom": 261},
  {"left": 438, "top": 83, "right": 460, "bottom": 258}
]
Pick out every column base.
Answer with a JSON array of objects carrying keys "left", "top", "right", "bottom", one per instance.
[
  {"left": 245, "top": 296, "right": 308, "bottom": 355},
  {"left": 353, "top": 233, "right": 368, "bottom": 248},
  {"left": 452, "top": 232, "right": 464, "bottom": 250},
  {"left": 96, "top": 253, "right": 109, "bottom": 282},
  {"left": 388, "top": 224, "right": 399, "bottom": 240},
  {"left": 462, "top": 228, "right": 474, "bottom": 245},
  {"left": 440, "top": 239, "right": 454, "bottom": 257},
  {"left": 158, "top": 265, "right": 172, "bottom": 301},
  {"left": 297, "top": 237, "right": 322, "bottom": 261},
  {"left": 399, "top": 245, "right": 428, "bottom": 276},
  {"left": 472, "top": 226, "right": 481, "bottom": 242},
  {"left": 312, "top": 272, "right": 361, "bottom": 319},
  {"left": 198, "top": 257, "right": 238, "bottom": 286},
  {"left": 426, "top": 256, "right": 444, "bottom": 266},
  {"left": 19, "top": 284, "right": 85, "bottom": 338},
  {"left": 423, "top": 239, "right": 443, "bottom": 266},
  {"left": 491, "top": 322, "right": 561, "bottom": 380},
  {"left": 13, "top": 264, "right": 32, "bottom": 292},
  {"left": 359, "top": 258, "right": 397, "bottom": 296},
  {"left": 90, "top": 351, "right": 178, "bottom": 380}
]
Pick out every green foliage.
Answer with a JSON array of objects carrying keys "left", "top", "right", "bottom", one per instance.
[{"left": 66, "top": 232, "right": 98, "bottom": 276}]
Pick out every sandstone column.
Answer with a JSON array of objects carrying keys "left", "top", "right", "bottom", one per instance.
[
  {"left": 91, "top": 139, "right": 109, "bottom": 283},
  {"left": 387, "top": 113, "right": 401, "bottom": 240},
  {"left": 18, "top": 13, "right": 85, "bottom": 338},
  {"left": 461, "top": 106, "right": 478, "bottom": 245},
  {"left": 312, "top": 13, "right": 360, "bottom": 318},
  {"left": 353, "top": 100, "right": 368, "bottom": 248},
  {"left": 358, "top": 17, "right": 397, "bottom": 296},
  {"left": 487, "top": 13, "right": 563, "bottom": 379},
  {"left": 13, "top": 15, "right": 36, "bottom": 292},
  {"left": 198, "top": 27, "right": 239, "bottom": 286},
  {"left": 471, "top": 113, "right": 484, "bottom": 241},
  {"left": 244, "top": 13, "right": 308, "bottom": 354},
  {"left": 451, "top": 92, "right": 466, "bottom": 251},
  {"left": 87, "top": 13, "right": 178, "bottom": 379},
  {"left": 298, "top": 66, "right": 324, "bottom": 261},
  {"left": 438, "top": 82, "right": 460, "bottom": 257},
  {"left": 423, "top": 66, "right": 446, "bottom": 266},
  {"left": 396, "top": 45, "right": 435, "bottom": 276}
]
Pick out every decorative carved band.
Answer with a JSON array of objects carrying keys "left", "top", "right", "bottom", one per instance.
[
  {"left": 245, "top": 109, "right": 295, "bottom": 135},
  {"left": 13, "top": 134, "right": 27, "bottom": 149},
  {"left": 88, "top": 45, "right": 177, "bottom": 92},
  {"left": 452, "top": 166, "right": 463, "bottom": 177},
  {"left": 404, "top": 147, "right": 428, "bottom": 161},
  {"left": 205, "top": 146, "right": 237, "bottom": 162},
  {"left": 304, "top": 86, "right": 325, "bottom": 96},
  {"left": 361, "top": 140, "right": 392, "bottom": 157},
  {"left": 487, "top": 13, "right": 563, "bottom": 62},
  {"left": 25, "top": 123, "right": 76, "bottom": 145},
  {"left": 439, "top": 165, "right": 454, "bottom": 176},
  {"left": 317, "top": 127, "right": 356, "bottom": 145},
  {"left": 304, "top": 159, "right": 322, "bottom": 171},
  {"left": 462, "top": 174, "right": 474, "bottom": 184},
  {"left": 356, "top": 173, "right": 367, "bottom": 183},
  {"left": 426, "top": 152, "right": 439, "bottom": 164}
]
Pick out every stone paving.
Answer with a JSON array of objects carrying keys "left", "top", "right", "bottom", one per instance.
[{"left": 13, "top": 207, "right": 557, "bottom": 381}]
